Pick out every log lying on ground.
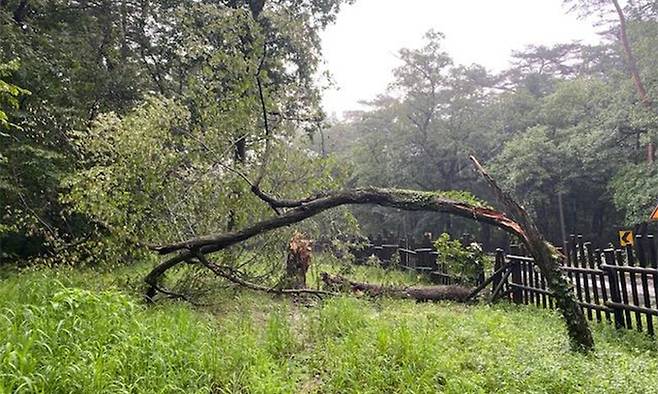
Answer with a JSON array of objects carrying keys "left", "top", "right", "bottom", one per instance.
[{"left": 320, "top": 272, "right": 473, "bottom": 302}]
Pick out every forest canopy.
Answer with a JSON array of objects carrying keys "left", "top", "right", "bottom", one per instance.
[
  {"left": 320, "top": 2, "right": 658, "bottom": 246},
  {"left": 0, "top": 0, "right": 657, "bottom": 264}
]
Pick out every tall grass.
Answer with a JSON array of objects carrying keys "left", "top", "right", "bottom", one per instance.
[
  {"left": 0, "top": 272, "right": 297, "bottom": 393},
  {"left": 1, "top": 263, "right": 658, "bottom": 393},
  {"left": 309, "top": 254, "right": 433, "bottom": 288}
]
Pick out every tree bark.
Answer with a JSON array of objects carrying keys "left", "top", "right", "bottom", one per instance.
[
  {"left": 152, "top": 188, "right": 524, "bottom": 256},
  {"left": 284, "top": 232, "right": 312, "bottom": 288}
]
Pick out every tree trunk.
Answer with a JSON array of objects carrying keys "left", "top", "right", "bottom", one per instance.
[
  {"left": 152, "top": 188, "right": 524, "bottom": 256},
  {"left": 612, "top": 0, "right": 652, "bottom": 108},
  {"left": 469, "top": 156, "right": 594, "bottom": 351},
  {"left": 284, "top": 232, "right": 311, "bottom": 289},
  {"left": 321, "top": 272, "right": 472, "bottom": 302}
]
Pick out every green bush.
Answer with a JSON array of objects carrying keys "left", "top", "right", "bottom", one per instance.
[{"left": 434, "top": 233, "right": 486, "bottom": 284}]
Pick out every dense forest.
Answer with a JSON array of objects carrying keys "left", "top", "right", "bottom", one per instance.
[
  {"left": 1, "top": 0, "right": 657, "bottom": 269},
  {"left": 321, "top": 3, "right": 658, "bottom": 247},
  {"left": 1, "top": 0, "right": 360, "bottom": 266}
]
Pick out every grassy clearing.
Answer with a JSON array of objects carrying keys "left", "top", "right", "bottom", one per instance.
[
  {"left": 1, "top": 262, "right": 658, "bottom": 393},
  {"left": 310, "top": 254, "right": 433, "bottom": 288}
]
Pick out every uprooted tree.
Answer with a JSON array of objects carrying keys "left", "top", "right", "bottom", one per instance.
[{"left": 144, "top": 156, "right": 594, "bottom": 351}]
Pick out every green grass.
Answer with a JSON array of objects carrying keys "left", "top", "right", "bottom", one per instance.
[
  {"left": 310, "top": 254, "right": 433, "bottom": 288},
  {"left": 1, "top": 262, "right": 658, "bottom": 393}
]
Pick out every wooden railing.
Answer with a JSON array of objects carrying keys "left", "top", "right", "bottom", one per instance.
[
  {"left": 495, "top": 234, "right": 658, "bottom": 335},
  {"left": 352, "top": 239, "right": 464, "bottom": 285}
]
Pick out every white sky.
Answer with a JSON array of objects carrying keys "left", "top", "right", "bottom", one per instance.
[{"left": 319, "top": 0, "right": 602, "bottom": 117}]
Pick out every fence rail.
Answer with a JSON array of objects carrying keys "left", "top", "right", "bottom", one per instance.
[
  {"left": 496, "top": 234, "right": 658, "bottom": 335},
  {"left": 351, "top": 238, "right": 465, "bottom": 285}
]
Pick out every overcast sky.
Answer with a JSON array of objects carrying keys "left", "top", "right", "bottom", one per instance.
[{"left": 319, "top": 0, "right": 602, "bottom": 117}]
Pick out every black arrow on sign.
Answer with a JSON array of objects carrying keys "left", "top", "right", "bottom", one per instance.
[{"left": 621, "top": 231, "right": 632, "bottom": 245}]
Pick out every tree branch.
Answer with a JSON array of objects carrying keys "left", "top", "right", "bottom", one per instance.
[
  {"left": 612, "top": 0, "right": 652, "bottom": 108},
  {"left": 151, "top": 187, "right": 524, "bottom": 255},
  {"left": 196, "top": 253, "right": 335, "bottom": 297}
]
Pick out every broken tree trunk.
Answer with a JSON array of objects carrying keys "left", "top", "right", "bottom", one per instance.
[
  {"left": 152, "top": 188, "right": 523, "bottom": 256},
  {"left": 284, "top": 232, "right": 312, "bottom": 289},
  {"left": 145, "top": 187, "right": 523, "bottom": 304},
  {"left": 469, "top": 156, "right": 593, "bottom": 351},
  {"left": 321, "top": 272, "right": 472, "bottom": 302}
]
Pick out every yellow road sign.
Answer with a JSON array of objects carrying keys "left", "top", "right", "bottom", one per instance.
[
  {"left": 651, "top": 205, "right": 658, "bottom": 221},
  {"left": 619, "top": 230, "right": 634, "bottom": 247}
]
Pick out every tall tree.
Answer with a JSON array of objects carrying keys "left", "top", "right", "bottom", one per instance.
[{"left": 0, "top": 0, "right": 354, "bottom": 263}]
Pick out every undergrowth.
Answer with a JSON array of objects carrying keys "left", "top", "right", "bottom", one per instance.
[{"left": 1, "top": 261, "right": 657, "bottom": 393}]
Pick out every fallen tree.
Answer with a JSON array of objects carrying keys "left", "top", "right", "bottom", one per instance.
[
  {"left": 144, "top": 156, "right": 593, "bottom": 351},
  {"left": 469, "top": 156, "right": 593, "bottom": 350},
  {"left": 321, "top": 272, "right": 472, "bottom": 302}
]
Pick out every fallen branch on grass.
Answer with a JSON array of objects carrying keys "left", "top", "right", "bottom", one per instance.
[
  {"left": 196, "top": 254, "right": 336, "bottom": 298},
  {"left": 320, "top": 272, "right": 473, "bottom": 302}
]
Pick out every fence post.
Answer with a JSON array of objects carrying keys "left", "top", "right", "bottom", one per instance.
[
  {"left": 648, "top": 235, "right": 658, "bottom": 323},
  {"left": 416, "top": 247, "right": 429, "bottom": 271},
  {"left": 509, "top": 245, "right": 523, "bottom": 304},
  {"left": 398, "top": 244, "right": 407, "bottom": 268},
  {"left": 492, "top": 249, "right": 504, "bottom": 297},
  {"left": 603, "top": 248, "right": 625, "bottom": 329}
]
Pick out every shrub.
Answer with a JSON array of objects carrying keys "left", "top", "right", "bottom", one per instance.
[{"left": 434, "top": 233, "right": 485, "bottom": 284}]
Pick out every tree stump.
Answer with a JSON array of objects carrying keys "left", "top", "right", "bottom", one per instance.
[{"left": 284, "top": 232, "right": 312, "bottom": 289}]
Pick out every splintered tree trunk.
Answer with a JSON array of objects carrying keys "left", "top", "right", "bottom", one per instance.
[
  {"left": 284, "top": 232, "right": 312, "bottom": 289},
  {"left": 469, "top": 156, "right": 593, "bottom": 351}
]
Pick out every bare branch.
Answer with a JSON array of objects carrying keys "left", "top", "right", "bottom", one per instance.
[{"left": 196, "top": 253, "right": 335, "bottom": 298}]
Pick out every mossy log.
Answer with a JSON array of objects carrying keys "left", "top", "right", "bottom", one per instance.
[{"left": 321, "top": 272, "right": 472, "bottom": 302}]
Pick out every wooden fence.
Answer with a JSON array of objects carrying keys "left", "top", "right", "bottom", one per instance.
[
  {"left": 352, "top": 238, "right": 464, "bottom": 285},
  {"left": 494, "top": 234, "right": 658, "bottom": 335}
]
